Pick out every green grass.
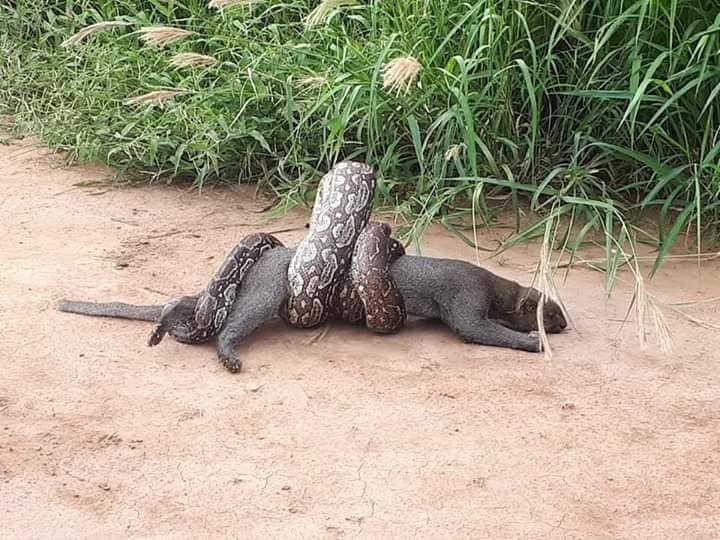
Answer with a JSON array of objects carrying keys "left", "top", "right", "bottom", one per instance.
[{"left": 2, "top": 0, "right": 719, "bottom": 278}]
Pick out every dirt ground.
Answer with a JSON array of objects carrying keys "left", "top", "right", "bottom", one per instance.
[{"left": 1, "top": 135, "right": 719, "bottom": 539}]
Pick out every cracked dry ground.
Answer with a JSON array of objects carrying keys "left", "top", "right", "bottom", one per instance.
[{"left": 1, "top": 136, "right": 720, "bottom": 539}]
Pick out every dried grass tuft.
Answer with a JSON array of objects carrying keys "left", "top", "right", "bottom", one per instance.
[
  {"left": 382, "top": 56, "right": 422, "bottom": 95},
  {"left": 650, "top": 300, "right": 673, "bottom": 353},
  {"left": 633, "top": 271, "right": 649, "bottom": 350},
  {"left": 123, "top": 89, "right": 193, "bottom": 106},
  {"left": 61, "top": 21, "right": 132, "bottom": 48},
  {"left": 305, "top": 0, "right": 356, "bottom": 27},
  {"left": 630, "top": 271, "right": 673, "bottom": 353},
  {"left": 170, "top": 52, "right": 218, "bottom": 68},
  {"left": 535, "top": 224, "right": 558, "bottom": 360},
  {"left": 138, "top": 26, "right": 195, "bottom": 48}
]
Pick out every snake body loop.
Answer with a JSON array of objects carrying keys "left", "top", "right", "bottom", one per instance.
[{"left": 284, "top": 161, "right": 377, "bottom": 328}]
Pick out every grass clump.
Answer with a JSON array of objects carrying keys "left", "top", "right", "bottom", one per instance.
[{"left": 1, "top": 0, "right": 719, "bottom": 281}]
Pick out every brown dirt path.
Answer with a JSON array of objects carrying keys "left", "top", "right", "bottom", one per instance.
[{"left": 1, "top": 136, "right": 719, "bottom": 539}]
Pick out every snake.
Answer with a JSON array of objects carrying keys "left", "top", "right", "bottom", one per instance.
[
  {"left": 149, "top": 160, "right": 406, "bottom": 346},
  {"left": 148, "top": 232, "right": 282, "bottom": 346},
  {"left": 283, "top": 160, "right": 405, "bottom": 330}
]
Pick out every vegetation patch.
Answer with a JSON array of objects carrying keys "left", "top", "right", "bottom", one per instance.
[{"left": 2, "top": 0, "right": 719, "bottom": 276}]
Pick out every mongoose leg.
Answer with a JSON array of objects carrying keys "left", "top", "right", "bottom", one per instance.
[{"left": 215, "top": 248, "right": 293, "bottom": 372}]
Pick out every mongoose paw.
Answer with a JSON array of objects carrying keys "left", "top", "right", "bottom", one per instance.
[
  {"left": 528, "top": 332, "right": 542, "bottom": 353},
  {"left": 220, "top": 353, "right": 243, "bottom": 374}
]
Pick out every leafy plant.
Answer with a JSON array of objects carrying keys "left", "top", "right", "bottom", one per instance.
[{"left": 1, "top": 0, "right": 718, "bottom": 275}]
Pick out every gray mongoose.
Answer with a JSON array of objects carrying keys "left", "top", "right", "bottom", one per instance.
[{"left": 59, "top": 248, "right": 567, "bottom": 372}]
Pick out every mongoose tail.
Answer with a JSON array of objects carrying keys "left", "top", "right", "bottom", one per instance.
[{"left": 58, "top": 300, "right": 162, "bottom": 322}]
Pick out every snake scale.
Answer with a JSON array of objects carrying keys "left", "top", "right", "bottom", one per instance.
[{"left": 149, "top": 160, "right": 406, "bottom": 346}]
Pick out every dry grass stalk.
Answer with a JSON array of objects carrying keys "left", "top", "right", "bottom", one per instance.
[
  {"left": 594, "top": 272, "right": 716, "bottom": 332},
  {"left": 383, "top": 56, "right": 422, "bottom": 95},
  {"left": 553, "top": 250, "right": 720, "bottom": 270},
  {"left": 600, "top": 225, "right": 674, "bottom": 353},
  {"left": 138, "top": 26, "right": 195, "bottom": 48},
  {"left": 123, "top": 89, "right": 192, "bottom": 106},
  {"left": 664, "top": 303, "right": 720, "bottom": 331},
  {"left": 305, "top": 0, "right": 356, "bottom": 27},
  {"left": 208, "top": 0, "right": 263, "bottom": 9},
  {"left": 670, "top": 296, "right": 720, "bottom": 307},
  {"left": 650, "top": 299, "right": 673, "bottom": 353},
  {"left": 535, "top": 228, "right": 556, "bottom": 360},
  {"left": 470, "top": 183, "right": 489, "bottom": 266},
  {"left": 531, "top": 207, "right": 574, "bottom": 360},
  {"left": 633, "top": 270, "right": 649, "bottom": 350},
  {"left": 61, "top": 21, "right": 132, "bottom": 48},
  {"left": 630, "top": 270, "right": 673, "bottom": 353},
  {"left": 171, "top": 53, "right": 218, "bottom": 68}
]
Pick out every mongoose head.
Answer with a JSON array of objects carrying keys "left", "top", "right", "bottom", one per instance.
[
  {"left": 147, "top": 296, "right": 200, "bottom": 346},
  {"left": 504, "top": 288, "right": 567, "bottom": 334}
]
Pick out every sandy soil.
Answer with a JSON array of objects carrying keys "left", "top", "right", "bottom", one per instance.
[{"left": 1, "top": 135, "right": 719, "bottom": 539}]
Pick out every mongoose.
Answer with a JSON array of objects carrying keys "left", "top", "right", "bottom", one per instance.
[{"left": 59, "top": 248, "right": 567, "bottom": 372}]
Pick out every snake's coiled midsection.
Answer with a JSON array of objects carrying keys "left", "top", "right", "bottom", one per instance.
[{"left": 284, "top": 160, "right": 377, "bottom": 328}]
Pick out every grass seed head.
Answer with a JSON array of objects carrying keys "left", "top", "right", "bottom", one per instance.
[
  {"left": 123, "top": 89, "right": 193, "bottom": 106},
  {"left": 305, "top": 0, "right": 357, "bottom": 27},
  {"left": 171, "top": 53, "right": 218, "bottom": 68},
  {"left": 383, "top": 56, "right": 421, "bottom": 95},
  {"left": 61, "top": 21, "right": 132, "bottom": 48},
  {"left": 138, "top": 26, "right": 195, "bottom": 48}
]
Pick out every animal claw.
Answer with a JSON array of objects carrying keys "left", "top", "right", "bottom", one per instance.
[{"left": 220, "top": 354, "right": 243, "bottom": 373}]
